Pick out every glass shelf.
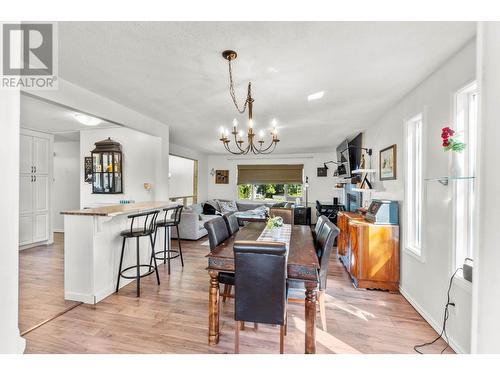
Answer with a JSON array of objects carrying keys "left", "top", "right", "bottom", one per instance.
[{"left": 425, "top": 176, "right": 475, "bottom": 186}]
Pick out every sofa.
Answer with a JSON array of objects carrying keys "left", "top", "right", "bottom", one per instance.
[{"left": 171, "top": 199, "right": 282, "bottom": 240}]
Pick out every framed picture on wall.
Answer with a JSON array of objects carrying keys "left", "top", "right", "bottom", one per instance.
[
  {"left": 317, "top": 167, "right": 328, "bottom": 177},
  {"left": 215, "top": 170, "right": 229, "bottom": 184},
  {"left": 379, "top": 144, "right": 397, "bottom": 181},
  {"left": 84, "top": 157, "right": 93, "bottom": 183}
]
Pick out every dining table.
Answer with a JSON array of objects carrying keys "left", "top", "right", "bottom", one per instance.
[{"left": 206, "top": 222, "right": 320, "bottom": 354}]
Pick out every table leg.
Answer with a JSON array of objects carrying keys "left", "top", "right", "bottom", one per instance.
[
  {"left": 304, "top": 282, "right": 317, "bottom": 354},
  {"left": 208, "top": 270, "right": 220, "bottom": 345}
]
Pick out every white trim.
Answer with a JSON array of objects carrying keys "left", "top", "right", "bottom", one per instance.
[{"left": 399, "top": 286, "right": 467, "bottom": 354}]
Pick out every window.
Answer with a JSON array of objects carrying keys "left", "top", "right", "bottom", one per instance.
[
  {"left": 405, "top": 113, "right": 423, "bottom": 256},
  {"left": 237, "top": 183, "right": 303, "bottom": 202},
  {"left": 453, "top": 82, "right": 478, "bottom": 271},
  {"left": 168, "top": 154, "right": 198, "bottom": 205}
]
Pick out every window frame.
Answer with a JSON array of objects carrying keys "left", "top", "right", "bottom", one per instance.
[
  {"left": 404, "top": 112, "right": 425, "bottom": 261},
  {"left": 452, "top": 81, "right": 478, "bottom": 275}
]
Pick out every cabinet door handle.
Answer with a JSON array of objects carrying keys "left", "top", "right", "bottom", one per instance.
[
  {"left": 34, "top": 166, "right": 36, "bottom": 173},
  {"left": 34, "top": 175, "right": 36, "bottom": 182},
  {"left": 31, "top": 175, "right": 33, "bottom": 182},
  {"left": 31, "top": 166, "right": 34, "bottom": 173}
]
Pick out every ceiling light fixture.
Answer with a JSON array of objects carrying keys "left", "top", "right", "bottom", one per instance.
[
  {"left": 307, "top": 91, "right": 325, "bottom": 101},
  {"left": 73, "top": 113, "right": 101, "bottom": 126},
  {"left": 218, "top": 50, "right": 280, "bottom": 155}
]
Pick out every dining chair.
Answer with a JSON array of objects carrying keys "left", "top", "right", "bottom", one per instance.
[
  {"left": 204, "top": 217, "right": 234, "bottom": 302},
  {"left": 288, "top": 221, "right": 339, "bottom": 331},
  {"left": 233, "top": 240, "right": 288, "bottom": 354},
  {"left": 223, "top": 212, "right": 240, "bottom": 236},
  {"left": 269, "top": 207, "right": 294, "bottom": 225},
  {"left": 312, "top": 215, "right": 328, "bottom": 248}
]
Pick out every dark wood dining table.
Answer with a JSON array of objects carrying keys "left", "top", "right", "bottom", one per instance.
[{"left": 206, "top": 222, "right": 320, "bottom": 354}]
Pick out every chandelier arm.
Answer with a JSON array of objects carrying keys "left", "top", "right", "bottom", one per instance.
[
  {"left": 259, "top": 140, "right": 277, "bottom": 153},
  {"left": 233, "top": 133, "right": 247, "bottom": 153},
  {"left": 224, "top": 141, "right": 244, "bottom": 155},
  {"left": 257, "top": 142, "right": 278, "bottom": 155}
]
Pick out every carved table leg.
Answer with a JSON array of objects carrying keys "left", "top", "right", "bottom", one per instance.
[
  {"left": 304, "top": 282, "right": 318, "bottom": 354},
  {"left": 208, "top": 270, "right": 220, "bottom": 345}
]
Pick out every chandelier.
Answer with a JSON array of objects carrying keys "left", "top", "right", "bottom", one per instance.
[{"left": 218, "top": 50, "right": 280, "bottom": 155}]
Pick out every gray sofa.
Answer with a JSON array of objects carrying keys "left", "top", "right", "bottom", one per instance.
[{"left": 171, "top": 200, "right": 275, "bottom": 240}]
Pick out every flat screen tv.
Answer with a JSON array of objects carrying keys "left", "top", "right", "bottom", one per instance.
[{"left": 336, "top": 133, "right": 363, "bottom": 178}]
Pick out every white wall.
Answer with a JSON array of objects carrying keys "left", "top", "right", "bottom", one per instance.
[
  {"left": 364, "top": 39, "right": 476, "bottom": 353},
  {"left": 471, "top": 22, "right": 500, "bottom": 353},
  {"left": 80, "top": 127, "right": 161, "bottom": 207},
  {"left": 207, "top": 152, "right": 343, "bottom": 210},
  {"left": 0, "top": 89, "right": 25, "bottom": 353},
  {"left": 53, "top": 141, "right": 80, "bottom": 232},
  {"left": 170, "top": 143, "right": 208, "bottom": 203}
]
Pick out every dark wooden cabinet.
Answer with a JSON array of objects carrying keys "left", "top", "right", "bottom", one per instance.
[
  {"left": 337, "top": 211, "right": 400, "bottom": 292},
  {"left": 294, "top": 206, "right": 311, "bottom": 225}
]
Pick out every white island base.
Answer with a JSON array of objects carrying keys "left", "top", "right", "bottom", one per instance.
[{"left": 62, "top": 202, "right": 175, "bottom": 304}]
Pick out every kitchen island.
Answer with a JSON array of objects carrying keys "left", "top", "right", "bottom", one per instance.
[{"left": 61, "top": 201, "right": 176, "bottom": 304}]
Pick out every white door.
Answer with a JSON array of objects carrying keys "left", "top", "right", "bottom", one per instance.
[
  {"left": 20, "top": 134, "right": 33, "bottom": 174},
  {"left": 34, "top": 175, "right": 49, "bottom": 212},
  {"left": 33, "top": 213, "right": 49, "bottom": 242},
  {"left": 19, "top": 129, "right": 52, "bottom": 247},
  {"left": 19, "top": 175, "right": 33, "bottom": 215},
  {"left": 34, "top": 136, "right": 50, "bottom": 175},
  {"left": 19, "top": 215, "right": 33, "bottom": 246}
]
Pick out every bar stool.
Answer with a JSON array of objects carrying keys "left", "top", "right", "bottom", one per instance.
[
  {"left": 116, "top": 210, "right": 161, "bottom": 297},
  {"left": 153, "top": 205, "right": 184, "bottom": 274}
]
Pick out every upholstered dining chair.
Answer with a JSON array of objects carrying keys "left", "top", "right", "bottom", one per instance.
[
  {"left": 223, "top": 212, "right": 240, "bottom": 236},
  {"left": 233, "top": 240, "right": 288, "bottom": 354},
  {"left": 269, "top": 207, "right": 294, "bottom": 225},
  {"left": 312, "top": 215, "right": 328, "bottom": 250},
  {"left": 204, "top": 217, "right": 235, "bottom": 303},
  {"left": 288, "top": 221, "right": 339, "bottom": 331}
]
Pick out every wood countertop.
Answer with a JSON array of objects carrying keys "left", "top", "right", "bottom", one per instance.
[{"left": 61, "top": 201, "right": 177, "bottom": 217}]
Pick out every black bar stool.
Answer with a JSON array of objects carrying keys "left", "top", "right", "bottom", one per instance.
[
  {"left": 153, "top": 205, "right": 184, "bottom": 274},
  {"left": 116, "top": 210, "right": 161, "bottom": 297}
]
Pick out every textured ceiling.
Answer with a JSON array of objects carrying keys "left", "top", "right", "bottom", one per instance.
[{"left": 56, "top": 22, "right": 476, "bottom": 154}]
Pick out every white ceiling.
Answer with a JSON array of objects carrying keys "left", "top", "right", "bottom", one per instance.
[
  {"left": 20, "top": 94, "right": 120, "bottom": 141},
  {"left": 57, "top": 22, "right": 476, "bottom": 154}
]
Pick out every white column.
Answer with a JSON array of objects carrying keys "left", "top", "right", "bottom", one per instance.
[
  {"left": 471, "top": 21, "right": 500, "bottom": 353},
  {"left": 0, "top": 86, "right": 25, "bottom": 352}
]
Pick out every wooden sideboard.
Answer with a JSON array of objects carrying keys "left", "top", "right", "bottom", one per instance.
[{"left": 337, "top": 211, "right": 400, "bottom": 292}]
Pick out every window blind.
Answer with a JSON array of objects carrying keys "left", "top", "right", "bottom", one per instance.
[{"left": 237, "top": 164, "right": 304, "bottom": 184}]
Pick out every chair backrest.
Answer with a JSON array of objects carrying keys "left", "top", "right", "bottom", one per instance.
[
  {"left": 127, "top": 210, "right": 160, "bottom": 234},
  {"left": 269, "top": 207, "right": 294, "bottom": 225},
  {"left": 204, "top": 216, "right": 230, "bottom": 250},
  {"left": 233, "top": 240, "right": 287, "bottom": 325},
  {"left": 314, "top": 215, "right": 328, "bottom": 237},
  {"left": 162, "top": 205, "right": 183, "bottom": 225},
  {"left": 223, "top": 213, "right": 240, "bottom": 236},
  {"left": 317, "top": 221, "right": 340, "bottom": 290}
]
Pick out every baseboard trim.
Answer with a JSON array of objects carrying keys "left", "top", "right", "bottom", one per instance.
[{"left": 399, "top": 286, "right": 467, "bottom": 354}]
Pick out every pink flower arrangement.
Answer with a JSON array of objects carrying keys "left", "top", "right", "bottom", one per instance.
[{"left": 441, "top": 126, "right": 466, "bottom": 152}]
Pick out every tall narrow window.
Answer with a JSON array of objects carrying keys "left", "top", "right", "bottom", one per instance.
[
  {"left": 453, "top": 82, "right": 477, "bottom": 271},
  {"left": 405, "top": 113, "right": 423, "bottom": 256}
]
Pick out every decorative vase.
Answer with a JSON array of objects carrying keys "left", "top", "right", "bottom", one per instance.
[{"left": 450, "top": 152, "right": 462, "bottom": 178}]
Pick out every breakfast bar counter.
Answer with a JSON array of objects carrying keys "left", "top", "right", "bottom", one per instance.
[{"left": 62, "top": 201, "right": 176, "bottom": 304}]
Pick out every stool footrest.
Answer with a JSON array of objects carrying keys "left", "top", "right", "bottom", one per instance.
[
  {"left": 154, "top": 249, "right": 180, "bottom": 261},
  {"left": 119, "top": 264, "right": 156, "bottom": 279}
]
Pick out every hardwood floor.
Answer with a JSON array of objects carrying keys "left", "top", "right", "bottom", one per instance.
[
  {"left": 19, "top": 233, "right": 80, "bottom": 334},
  {"left": 21, "top": 234, "right": 453, "bottom": 354}
]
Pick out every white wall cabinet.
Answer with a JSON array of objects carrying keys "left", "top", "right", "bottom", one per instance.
[{"left": 19, "top": 129, "right": 53, "bottom": 248}]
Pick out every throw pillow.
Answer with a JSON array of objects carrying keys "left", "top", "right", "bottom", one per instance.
[
  {"left": 202, "top": 202, "right": 218, "bottom": 215},
  {"left": 219, "top": 200, "right": 238, "bottom": 214}
]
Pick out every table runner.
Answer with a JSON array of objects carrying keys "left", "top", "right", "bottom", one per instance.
[{"left": 256, "top": 224, "right": 292, "bottom": 250}]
